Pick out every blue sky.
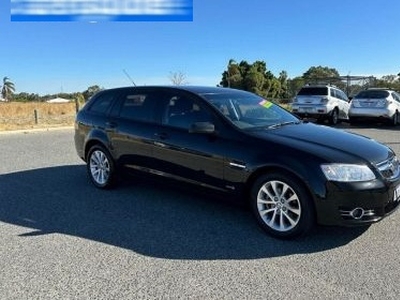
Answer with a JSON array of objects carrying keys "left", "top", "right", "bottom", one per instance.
[{"left": 1, "top": 0, "right": 400, "bottom": 95}]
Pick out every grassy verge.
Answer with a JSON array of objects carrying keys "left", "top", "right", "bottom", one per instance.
[{"left": 0, "top": 102, "right": 78, "bottom": 131}]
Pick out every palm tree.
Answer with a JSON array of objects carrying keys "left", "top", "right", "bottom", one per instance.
[{"left": 1, "top": 77, "right": 15, "bottom": 101}]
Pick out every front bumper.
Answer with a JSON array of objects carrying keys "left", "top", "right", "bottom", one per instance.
[{"left": 315, "top": 178, "right": 400, "bottom": 226}]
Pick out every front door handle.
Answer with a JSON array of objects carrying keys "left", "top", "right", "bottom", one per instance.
[{"left": 106, "top": 121, "right": 117, "bottom": 128}]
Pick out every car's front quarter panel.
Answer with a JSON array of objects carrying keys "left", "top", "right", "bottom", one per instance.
[{"left": 232, "top": 126, "right": 400, "bottom": 227}]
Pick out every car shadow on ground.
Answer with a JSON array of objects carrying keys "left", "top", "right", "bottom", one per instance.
[{"left": 0, "top": 165, "right": 369, "bottom": 260}]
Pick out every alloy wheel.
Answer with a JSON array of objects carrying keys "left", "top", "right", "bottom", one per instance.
[
  {"left": 256, "top": 180, "right": 301, "bottom": 232},
  {"left": 89, "top": 150, "right": 111, "bottom": 185}
]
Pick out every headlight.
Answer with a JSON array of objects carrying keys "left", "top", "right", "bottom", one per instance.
[{"left": 321, "top": 164, "right": 376, "bottom": 182}]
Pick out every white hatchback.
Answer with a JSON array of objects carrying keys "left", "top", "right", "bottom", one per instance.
[{"left": 349, "top": 88, "right": 400, "bottom": 126}]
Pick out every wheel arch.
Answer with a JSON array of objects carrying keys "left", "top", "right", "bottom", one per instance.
[
  {"left": 84, "top": 130, "right": 111, "bottom": 161},
  {"left": 245, "top": 165, "right": 318, "bottom": 214}
]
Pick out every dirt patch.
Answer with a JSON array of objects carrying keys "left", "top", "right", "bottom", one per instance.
[{"left": 0, "top": 102, "right": 78, "bottom": 131}]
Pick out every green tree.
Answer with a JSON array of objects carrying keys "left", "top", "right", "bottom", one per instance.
[
  {"left": 375, "top": 74, "right": 400, "bottom": 91},
  {"left": 287, "top": 76, "right": 305, "bottom": 98},
  {"left": 12, "top": 92, "right": 40, "bottom": 102},
  {"left": 303, "top": 66, "right": 340, "bottom": 81},
  {"left": 82, "top": 85, "right": 102, "bottom": 101},
  {"left": 1, "top": 77, "right": 15, "bottom": 101},
  {"left": 220, "top": 59, "right": 283, "bottom": 99},
  {"left": 221, "top": 59, "right": 244, "bottom": 89}
]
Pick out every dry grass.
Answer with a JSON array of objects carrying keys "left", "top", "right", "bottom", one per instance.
[
  {"left": 0, "top": 101, "right": 292, "bottom": 132},
  {"left": 0, "top": 102, "right": 78, "bottom": 131}
]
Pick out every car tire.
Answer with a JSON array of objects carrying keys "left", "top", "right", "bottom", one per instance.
[
  {"left": 329, "top": 109, "right": 339, "bottom": 125},
  {"left": 87, "top": 145, "right": 117, "bottom": 189},
  {"left": 250, "top": 172, "right": 315, "bottom": 239},
  {"left": 390, "top": 112, "right": 398, "bottom": 126}
]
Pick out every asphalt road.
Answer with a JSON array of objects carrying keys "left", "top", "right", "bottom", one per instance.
[{"left": 0, "top": 125, "right": 399, "bottom": 300}]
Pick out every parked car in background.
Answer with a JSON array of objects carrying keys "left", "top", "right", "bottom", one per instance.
[
  {"left": 349, "top": 88, "right": 400, "bottom": 126},
  {"left": 291, "top": 85, "right": 350, "bottom": 125},
  {"left": 74, "top": 86, "right": 400, "bottom": 239}
]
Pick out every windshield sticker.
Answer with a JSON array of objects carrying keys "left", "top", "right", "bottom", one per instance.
[{"left": 259, "top": 100, "right": 273, "bottom": 108}]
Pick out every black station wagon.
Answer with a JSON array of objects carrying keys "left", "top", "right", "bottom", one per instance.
[{"left": 74, "top": 86, "right": 400, "bottom": 239}]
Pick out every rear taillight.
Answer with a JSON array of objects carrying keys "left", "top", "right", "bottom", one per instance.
[
  {"left": 376, "top": 99, "right": 387, "bottom": 107},
  {"left": 351, "top": 100, "right": 360, "bottom": 108},
  {"left": 320, "top": 97, "right": 329, "bottom": 104}
]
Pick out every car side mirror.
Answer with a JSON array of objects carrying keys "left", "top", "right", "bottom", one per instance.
[{"left": 189, "top": 122, "right": 215, "bottom": 134}]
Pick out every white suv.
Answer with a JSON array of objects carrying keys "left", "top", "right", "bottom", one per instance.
[
  {"left": 349, "top": 88, "right": 400, "bottom": 126},
  {"left": 291, "top": 85, "right": 350, "bottom": 125}
]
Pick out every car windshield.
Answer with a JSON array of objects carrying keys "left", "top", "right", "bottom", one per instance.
[
  {"left": 297, "top": 87, "right": 328, "bottom": 96},
  {"left": 355, "top": 90, "right": 389, "bottom": 99},
  {"left": 200, "top": 90, "right": 299, "bottom": 129}
]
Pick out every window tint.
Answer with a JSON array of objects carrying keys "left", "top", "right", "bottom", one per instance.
[
  {"left": 165, "top": 95, "right": 211, "bottom": 129},
  {"left": 392, "top": 92, "right": 400, "bottom": 102},
  {"left": 355, "top": 90, "right": 390, "bottom": 99},
  {"left": 297, "top": 87, "right": 328, "bottom": 96},
  {"left": 340, "top": 90, "right": 348, "bottom": 101},
  {"left": 202, "top": 91, "right": 298, "bottom": 129},
  {"left": 119, "top": 92, "right": 158, "bottom": 123},
  {"left": 87, "top": 92, "right": 115, "bottom": 115},
  {"left": 333, "top": 89, "right": 347, "bottom": 101}
]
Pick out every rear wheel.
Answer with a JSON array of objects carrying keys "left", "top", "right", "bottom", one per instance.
[
  {"left": 390, "top": 112, "right": 398, "bottom": 126},
  {"left": 329, "top": 108, "right": 339, "bottom": 125},
  {"left": 87, "top": 145, "right": 116, "bottom": 189},
  {"left": 250, "top": 173, "right": 315, "bottom": 239}
]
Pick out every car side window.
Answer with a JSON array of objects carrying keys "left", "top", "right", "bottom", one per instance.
[
  {"left": 338, "top": 90, "right": 346, "bottom": 101},
  {"left": 392, "top": 92, "right": 400, "bottom": 103},
  {"left": 87, "top": 92, "right": 115, "bottom": 115},
  {"left": 164, "top": 95, "right": 212, "bottom": 129},
  {"left": 119, "top": 92, "right": 158, "bottom": 123},
  {"left": 342, "top": 91, "right": 348, "bottom": 101}
]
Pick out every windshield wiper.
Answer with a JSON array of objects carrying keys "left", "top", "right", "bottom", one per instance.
[{"left": 267, "top": 121, "right": 301, "bottom": 129}]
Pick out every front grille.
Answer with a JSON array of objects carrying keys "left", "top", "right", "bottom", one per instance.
[{"left": 376, "top": 156, "right": 400, "bottom": 181}]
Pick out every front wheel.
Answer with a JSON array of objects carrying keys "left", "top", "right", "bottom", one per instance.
[
  {"left": 250, "top": 173, "right": 315, "bottom": 239},
  {"left": 87, "top": 145, "right": 116, "bottom": 189}
]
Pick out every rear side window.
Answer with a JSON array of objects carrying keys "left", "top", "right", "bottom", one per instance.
[
  {"left": 355, "top": 90, "right": 389, "bottom": 99},
  {"left": 118, "top": 92, "right": 159, "bottom": 123},
  {"left": 333, "top": 89, "right": 348, "bottom": 101},
  {"left": 87, "top": 92, "right": 115, "bottom": 115},
  {"left": 392, "top": 92, "right": 400, "bottom": 102},
  {"left": 297, "top": 87, "right": 328, "bottom": 96}
]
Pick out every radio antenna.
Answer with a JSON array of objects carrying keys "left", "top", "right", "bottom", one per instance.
[{"left": 123, "top": 69, "right": 137, "bottom": 86}]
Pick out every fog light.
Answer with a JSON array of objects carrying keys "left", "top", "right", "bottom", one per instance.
[{"left": 350, "top": 207, "right": 365, "bottom": 220}]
